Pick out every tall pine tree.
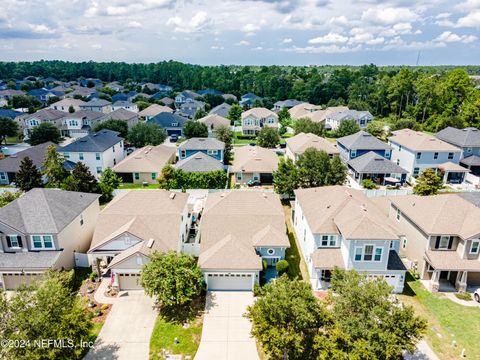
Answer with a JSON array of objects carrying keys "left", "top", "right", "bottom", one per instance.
[
  {"left": 14, "top": 157, "right": 43, "bottom": 191},
  {"left": 63, "top": 162, "right": 98, "bottom": 193}
]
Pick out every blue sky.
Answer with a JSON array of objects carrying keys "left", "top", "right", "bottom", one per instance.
[{"left": 0, "top": 0, "right": 479, "bottom": 65}]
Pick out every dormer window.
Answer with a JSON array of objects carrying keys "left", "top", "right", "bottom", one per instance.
[
  {"left": 172, "top": 122, "right": 178, "bottom": 127},
  {"left": 448, "top": 152, "right": 454, "bottom": 160},
  {"left": 6, "top": 235, "right": 22, "bottom": 248},
  {"left": 31, "top": 235, "right": 54, "bottom": 249},
  {"left": 470, "top": 240, "right": 479, "bottom": 254}
]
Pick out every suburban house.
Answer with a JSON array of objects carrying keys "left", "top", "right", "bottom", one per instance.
[
  {"left": 436, "top": 127, "right": 480, "bottom": 176},
  {"left": 239, "top": 93, "right": 261, "bottom": 107},
  {"left": 0, "top": 89, "right": 25, "bottom": 100},
  {"left": 66, "top": 86, "right": 99, "bottom": 99},
  {"left": 273, "top": 99, "right": 303, "bottom": 111},
  {"left": 337, "top": 130, "right": 392, "bottom": 162},
  {"left": 174, "top": 90, "right": 199, "bottom": 105},
  {"left": 79, "top": 78, "right": 103, "bottom": 88},
  {"left": 174, "top": 152, "right": 224, "bottom": 173},
  {"left": 99, "top": 108, "right": 139, "bottom": 130},
  {"left": 111, "top": 92, "right": 137, "bottom": 104},
  {"left": 199, "top": 191, "right": 290, "bottom": 291},
  {"left": 49, "top": 98, "right": 86, "bottom": 112},
  {"left": 28, "top": 88, "right": 65, "bottom": 105},
  {"left": 347, "top": 152, "right": 408, "bottom": 186},
  {"left": 158, "top": 97, "right": 174, "bottom": 106},
  {"left": 22, "top": 108, "right": 65, "bottom": 138},
  {"left": 178, "top": 137, "right": 225, "bottom": 162},
  {"left": 197, "top": 88, "right": 223, "bottom": 96},
  {"left": 112, "top": 100, "right": 139, "bottom": 113},
  {"left": 60, "top": 110, "right": 104, "bottom": 138},
  {"left": 325, "top": 109, "right": 374, "bottom": 130},
  {"left": 285, "top": 132, "right": 339, "bottom": 161},
  {"left": 0, "top": 189, "right": 100, "bottom": 290},
  {"left": 79, "top": 99, "right": 112, "bottom": 114},
  {"left": 231, "top": 145, "right": 279, "bottom": 185},
  {"left": 293, "top": 186, "right": 406, "bottom": 293},
  {"left": 388, "top": 129, "right": 463, "bottom": 182},
  {"left": 106, "top": 81, "right": 124, "bottom": 92},
  {"left": 60, "top": 130, "right": 125, "bottom": 177},
  {"left": 178, "top": 100, "right": 206, "bottom": 119},
  {"left": 0, "top": 142, "right": 75, "bottom": 185},
  {"left": 241, "top": 107, "right": 279, "bottom": 135},
  {"left": 147, "top": 112, "right": 188, "bottom": 137},
  {"left": 209, "top": 103, "right": 231, "bottom": 118},
  {"left": 198, "top": 114, "right": 230, "bottom": 136},
  {"left": 383, "top": 194, "right": 480, "bottom": 292},
  {"left": 113, "top": 145, "right": 176, "bottom": 184},
  {"left": 138, "top": 104, "right": 173, "bottom": 121},
  {"left": 87, "top": 190, "right": 190, "bottom": 290}
]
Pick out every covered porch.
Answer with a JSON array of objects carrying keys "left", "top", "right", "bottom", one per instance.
[
  {"left": 460, "top": 155, "right": 480, "bottom": 177},
  {"left": 438, "top": 162, "right": 470, "bottom": 184},
  {"left": 311, "top": 248, "right": 345, "bottom": 291}
]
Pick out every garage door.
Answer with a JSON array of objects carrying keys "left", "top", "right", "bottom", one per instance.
[
  {"left": 118, "top": 273, "right": 142, "bottom": 290},
  {"left": 2, "top": 273, "right": 44, "bottom": 290},
  {"left": 260, "top": 173, "right": 273, "bottom": 185},
  {"left": 167, "top": 129, "right": 182, "bottom": 136},
  {"left": 206, "top": 273, "right": 253, "bottom": 291}
]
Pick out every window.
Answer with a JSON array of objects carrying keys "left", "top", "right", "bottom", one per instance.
[
  {"left": 466, "top": 147, "right": 472, "bottom": 153},
  {"left": 171, "top": 122, "right": 178, "bottom": 127},
  {"left": 390, "top": 241, "right": 394, "bottom": 249},
  {"left": 320, "top": 235, "right": 337, "bottom": 247},
  {"left": 416, "top": 152, "right": 421, "bottom": 159},
  {"left": 63, "top": 152, "right": 70, "bottom": 159},
  {"left": 471, "top": 240, "right": 480, "bottom": 254},
  {"left": 134, "top": 173, "right": 140, "bottom": 180},
  {"left": 396, "top": 159, "right": 400, "bottom": 165},
  {"left": 113, "top": 159, "right": 116, "bottom": 165},
  {"left": 80, "top": 214, "right": 84, "bottom": 226},
  {"left": 433, "top": 152, "right": 439, "bottom": 159},
  {"left": 385, "top": 150, "right": 391, "bottom": 158},
  {"left": 136, "top": 256, "right": 143, "bottom": 265},
  {"left": 151, "top": 173, "right": 157, "bottom": 180},
  {"left": 438, "top": 236, "right": 450, "bottom": 249},
  {"left": 354, "top": 247, "right": 362, "bottom": 261},
  {"left": 448, "top": 152, "right": 454, "bottom": 160},
  {"left": 95, "top": 153, "right": 101, "bottom": 160},
  {"left": 180, "top": 150, "right": 186, "bottom": 158},
  {"left": 207, "top": 150, "right": 218, "bottom": 155},
  {"left": 374, "top": 248, "right": 382, "bottom": 261},
  {"left": 413, "top": 168, "right": 420, "bottom": 177},
  {"left": 396, "top": 208, "right": 401, "bottom": 221},
  {"left": 31, "top": 235, "right": 54, "bottom": 249},
  {"left": 402, "top": 237, "right": 407, "bottom": 249},
  {"left": 79, "top": 153, "right": 84, "bottom": 160},
  {"left": 0, "top": 172, "right": 7, "bottom": 180},
  {"left": 398, "top": 145, "right": 402, "bottom": 152},
  {"left": 236, "top": 173, "right": 242, "bottom": 181},
  {"left": 96, "top": 167, "right": 102, "bottom": 174},
  {"left": 351, "top": 149, "right": 357, "bottom": 158},
  {"left": 112, "top": 145, "right": 115, "bottom": 153},
  {"left": 6, "top": 235, "right": 21, "bottom": 248},
  {"left": 363, "top": 245, "right": 374, "bottom": 261},
  {"left": 267, "top": 248, "right": 275, "bottom": 255}
]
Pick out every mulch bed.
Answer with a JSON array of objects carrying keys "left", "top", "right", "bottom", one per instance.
[{"left": 79, "top": 279, "right": 112, "bottom": 324}]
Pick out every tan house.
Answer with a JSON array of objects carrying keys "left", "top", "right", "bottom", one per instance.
[
  {"left": 285, "top": 132, "right": 339, "bottom": 161},
  {"left": 113, "top": 145, "right": 176, "bottom": 184},
  {"left": 198, "top": 114, "right": 230, "bottom": 136},
  {"left": 199, "top": 191, "right": 289, "bottom": 290},
  {"left": 241, "top": 107, "right": 279, "bottom": 135},
  {"left": 231, "top": 145, "right": 279, "bottom": 185},
  {"left": 138, "top": 104, "right": 173, "bottom": 121},
  {"left": 0, "top": 189, "right": 100, "bottom": 289},
  {"left": 383, "top": 194, "right": 480, "bottom": 292},
  {"left": 49, "top": 98, "right": 86, "bottom": 112},
  {"left": 288, "top": 103, "right": 323, "bottom": 119},
  {"left": 87, "top": 190, "right": 190, "bottom": 290}
]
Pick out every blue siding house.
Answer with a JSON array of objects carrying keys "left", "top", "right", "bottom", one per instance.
[
  {"left": 147, "top": 112, "right": 188, "bottom": 136},
  {"left": 178, "top": 137, "right": 225, "bottom": 162},
  {"left": 337, "top": 130, "right": 392, "bottom": 162}
]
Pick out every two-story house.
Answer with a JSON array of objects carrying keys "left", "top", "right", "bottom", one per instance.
[
  {"left": 241, "top": 107, "right": 279, "bottom": 135},
  {"left": 231, "top": 145, "right": 279, "bottom": 186},
  {"left": 239, "top": 93, "right": 261, "bottom": 107},
  {"left": 147, "top": 112, "right": 188, "bottom": 137},
  {"left": 384, "top": 194, "right": 480, "bottom": 292},
  {"left": 88, "top": 190, "right": 190, "bottom": 290},
  {"left": 99, "top": 108, "right": 139, "bottom": 130},
  {"left": 174, "top": 90, "right": 199, "bottom": 106},
  {"left": 285, "top": 132, "right": 339, "bottom": 161},
  {"left": 199, "top": 191, "right": 290, "bottom": 291},
  {"left": 60, "top": 110, "right": 104, "bottom": 138},
  {"left": 22, "top": 108, "right": 65, "bottom": 138},
  {"left": 293, "top": 186, "right": 406, "bottom": 293},
  {"left": 198, "top": 114, "right": 230, "bottom": 137},
  {"left": 60, "top": 129, "right": 125, "bottom": 178},
  {"left": 27, "top": 88, "right": 65, "bottom": 106},
  {"left": 337, "top": 130, "right": 392, "bottom": 161},
  {"left": 138, "top": 104, "right": 173, "bottom": 121},
  {"left": 49, "top": 98, "right": 86, "bottom": 112},
  {"left": 0, "top": 188, "right": 100, "bottom": 289},
  {"left": 79, "top": 99, "right": 112, "bottom": 114},
  {"left": 273, "top": 99, "right": 303, "bottom": 111},
  {"left": 436, "top": 127, "right": 480, "bottom": 176},
  {"left": 112, "top": 100, "right": 139, "bottom": 113},
  {"left": 388, "top": 129, "right": 463, "bottom": 182},
  {"left": 178, "top": 137, "right": 225, "bottom": 162},
  {"left": 325, "top": 110, "right": 373, "bottom": 130}
]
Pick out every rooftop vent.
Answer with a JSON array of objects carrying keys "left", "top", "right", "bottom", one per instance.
[
  {"left": 262, "top": 193, "right": 267, "bottom": 198},
  {"left": 169, "top": 193, "right": 176, "bottom": 199},
  {"left": 147, "top": 238, "right": 155, "bottom": 248}
]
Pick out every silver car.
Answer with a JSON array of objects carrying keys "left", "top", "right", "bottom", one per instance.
[{"left": 475, "top": 288, "right": 480, "bottom": 303}]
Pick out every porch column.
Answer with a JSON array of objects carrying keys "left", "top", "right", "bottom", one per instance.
[
  {"left": 456, "top": 271, "right": 468, "bottom": 293},
  {"left": 431, "top": 270, "right": 440, "bottom": 292}
]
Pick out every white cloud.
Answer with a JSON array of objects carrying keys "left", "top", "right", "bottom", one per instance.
[
  {"left": 29, "top": 24, "right": 55, "bottom": 34},
  {"left": 166, "top": 11, "right": 212, "bottom": 33},
  {"left": 435, "top": 31, "right": 477, "bottom": 43},
  {"left": 282, "top": 38, "right": 293, "bottom": 44},
  {"left": 236, "top": 40, "right": 250, "bottom": 46},
  {"left": 252, "top": 46, "right": 263, "bottom": 50},
  {"left": 211, "top": 45, "right": 224, "bottom": 50},
  {"left": 92, "top": 43, "right": 102, "bottom": 49},
  {"left": 242, "top": 23, "right": 261, "bottom": 35},
  {"left": 455, "top": 0, "right": 480, "bottom": 11},
  {"left": 328, "top": 15, "right": 348, "bottom": 26},
  {"left": 308, "top": 32, "right": 348, "bottom": 44},
  {"left": 361, "top": 7, "right": 419, "bottom": 25},
  {"left": 285, "top": 44, "right": 362, "bottom": 54},
  {"left": 127, "top": 21, "right": 142, "bottom": 28},
  {"left": 456, "top": 11, "right": 480, "bottom": 27}
]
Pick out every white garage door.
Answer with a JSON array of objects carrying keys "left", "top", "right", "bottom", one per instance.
[
  {"left": 2, "top": 273, "right": 44, "bottom": 290},
  {"left": 118, "top": 273, "right": 142, "bottom": 290},
  {"left": 206, "top": 273, "right": 253, "bottom": 291}
]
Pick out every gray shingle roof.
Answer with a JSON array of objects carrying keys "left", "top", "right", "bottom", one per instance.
[
  {"left": 457, "top": 192, "right": 480, "bottom": 208},
  {"left": 387, "top": 250, "right": 406, "bottom": 271},
  {"left": 273, "top": 99, "right": 303, "bottom": 108},
  {"left": 347, "top": 151, "right": 407, "bottom": 174},
  {"left": 0, "top": 250, "right": 63, "bottom": 269},
  {"left": 328, "top": 110, "right": 373, "bottom": 121},
  {"left": 174, "top": 152, "right": 224, "bottom": 173},
  {"left": 209, "top": 103, "right": 231, "bottom": 118},
  {"left": 0, "top": 142, "right": 67, "bottom": 173},
  {"left": 337, "top": 131, "right": 391, "bottom": 150},
  {"left": 24, "top": 108, "right": 65, "bottom": 121},
  {"left": 0, "top": 188, "right": 99, "bottom": 234},
  {"left": 436, "top": 127, "right": 480, "bottom": 148},
  {"left": 100, "top": 108, "right": 138, "bottom": 121},
  {"left": 178, "top": 137, "right": 225, "bottom": 151},
  {"left": 81, "top": 98, "right": 111, "bottom": 107},
  {"left": 60, "top": 129, "right": 122, "bottom": 152},
  {"left": 460, "top": 155, "right": 480, "bottom": 166}
]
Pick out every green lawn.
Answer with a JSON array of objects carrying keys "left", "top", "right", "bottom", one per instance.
[
  {"left": 149, "top": 315, "right": 203, "bottom": 359},
  {"left": 282, "top": 203, "right": 309, "bottom": 281},
  {"left": 117, "top": 183, "right": 159, "bottom": 189},
  {"left": 398, "top": 273, "right": 480, "bottom": 360}
]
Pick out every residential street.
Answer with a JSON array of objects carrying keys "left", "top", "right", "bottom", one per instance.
[
  {"left": 84, "top": 291, "right": 156, "bottom": 360},
  {"left": 195, "top": 291, "right": 259, "bottom": 360}
]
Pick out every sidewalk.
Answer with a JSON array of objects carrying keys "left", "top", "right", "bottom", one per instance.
[{"left": 404, "top": 340, "right": 440, "bottom": 360}]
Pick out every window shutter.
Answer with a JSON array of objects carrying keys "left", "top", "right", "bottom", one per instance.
[
  {"left": 448, "top": 236, "right": 453, "bottom": 250},
  {"left": 6, "top": 236, "right": 11, "bottom": 248},
  {"left": 17, "top": 236, "right": 23, "bottom": 248},
  {"left": 434, "top": 236, "right": 440, "bottom": 249}
]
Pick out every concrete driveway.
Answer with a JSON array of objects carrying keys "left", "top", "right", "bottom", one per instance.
[
  {"left": 84, "top": 291, "right": 156, "bottom": 360},
  {"left": 195, "top": 291, "right": 259, "bottom": 360}
]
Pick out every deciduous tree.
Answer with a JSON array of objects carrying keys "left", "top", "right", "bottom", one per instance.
[
  {"left": 128, "top": 122, "right": 167, "bottom": 147},
  {"left": 27, "top": 123, "right": 62, "bottom": 145},
  {"left": 98, "top": 168, "right": 122, "bottom": 203},
  {"left": 214, "top": 125, "right": 233, "bottom": 165},
  {"left": 228, "top": 103, "right": 242, "bottom": 123},
  {"left": 183, "top": 121, "right": 208, "bottom": 138},
  {"left": 0, "top": 117, "right": 18, "bottom": 144},
  {"left": 93, "top": 119, "right": 128, "bottom": 138},
  {"left": 413, "top": 168, "right": 443, "bottom": 196},
  {"left": 293, "top": 117, "right": 325, "bottom": 137},
  {"left": 334, "top": 119, "right": 361, "bottom": 138},
  {"left": 256, "top": 127, "right": 280, "bottom": 148}
]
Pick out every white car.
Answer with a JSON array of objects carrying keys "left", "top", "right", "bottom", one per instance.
[{"left": 475, "top": 289, "right": 480, "bottom": 303}]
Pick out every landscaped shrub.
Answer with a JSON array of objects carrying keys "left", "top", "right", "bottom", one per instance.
[
  {"left": 362, "top": 179, "right": 379, "bottom": 189},
  {"left": 455, "top": 292, "right": 472, "bottom": 301},
  {"left": 276, "top": 260, "right": 289, "bottom": 275},
  {"left": 89, "top": 271, "right": 98, "bottom": 282}
]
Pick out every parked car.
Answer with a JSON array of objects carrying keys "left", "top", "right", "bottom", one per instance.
[
  {"left": 247, "top": 179, "right": 260, "bottom": 187},
  {"left": 474, "top": 288, "right": 480, "bottom": 302},
  {"left": 170, "top": 134, "right": 179, "bottom": 142}
]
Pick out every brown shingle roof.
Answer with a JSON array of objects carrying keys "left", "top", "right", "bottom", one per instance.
[
  {"left": 231, "top": 146, "right": 279, "bottom": 173},
  {"left": 425, "top": 250, "right": 480, "bottom": 271},
  {"left": 241, "top": 107, "right": 277, "bottom": 119},
  {"left": 198, "top": 114, "right": 230, "bottom": 129},
  {"left": 312, "top": 248, "right": 345, "bottom": 269},
  {"left": 138, "top": 104, "right": 173, "bottom": 117},
  {"left": 388, "top": 129, "right": 462, "bottom": 152},
  {"left": 286, "top": 132, "right": 339, "bottom": 156},
  {"left": 112, "top": 145, "right": 175, "bottom": 173}
]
